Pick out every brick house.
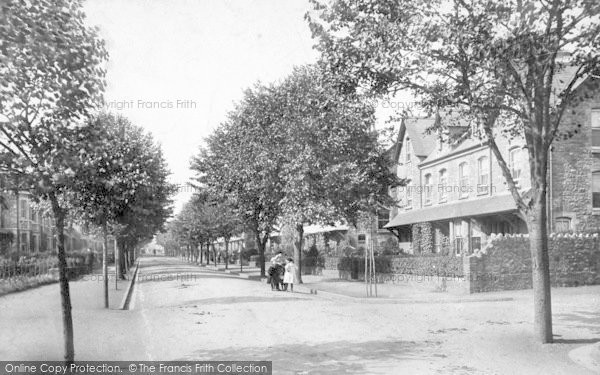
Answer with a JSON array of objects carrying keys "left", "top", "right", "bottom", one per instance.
[
  {"left": 0, "top": 188, "right": 102, "bottom": 256},
  {"left": 0, "top": 190, "right": 56, "bottom": 254},
  {"left": 385, "top": 76, "right": 600, "bottom": 254}
]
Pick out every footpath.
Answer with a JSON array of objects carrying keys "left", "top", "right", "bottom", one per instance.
[
  {"left": 196, "top": 259, "right": 600, "bottom": 373},
  {"left": 206, "top": 262, "right": 515, "bottom": 304},
  {"left": 0, "top": 263, "right": 140, "bottom": 360}
]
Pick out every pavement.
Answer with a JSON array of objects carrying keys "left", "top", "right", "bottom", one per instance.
[
  {"left": 0, "top": 265, "right": 138, "bottom": 360},
  {"left": 0, "top": 256, "right": 599, "bottom": 374},
  {"left": 216, "top": 263, "right": 515, "bottom": 304}
]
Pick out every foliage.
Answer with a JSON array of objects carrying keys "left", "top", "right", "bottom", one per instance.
[
  {"left": 380, "top": 237, "right": 399, "bottom": 256},
  {"left": 0, "top": 0, "right": 108, "bottom": 362},
  {"left": 308, "top": 0, "right": 600, "bottom": 215},
  {"left": 191, "top": 84, "right": 288, "bottom": 275},
  {"left": 69, "top": 112, "right": 174, "bottom": 275},
  {"left": 167, "top": 190, "right": 242, "bottom": 265},
  {"left": 337, "top": 254, "right": 463, "bottom": 277},
  {"left": 308, "top": 0, "right": 600, "bottom": 342},
  {"left": 302, "top": 244, "right": 325, "bottom": 270},
  {"left": 277, "top": 65, "right": 398, "bottom": 227}
]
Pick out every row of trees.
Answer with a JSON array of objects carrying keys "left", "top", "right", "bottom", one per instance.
[
  {"left": 0, "top": 0, "right": 174, "bottom": 362},
  {"left": 159, "top": 192, "right": 240, "bottom": 268},
  {"left": 180, "top": 65, "right": 399, "bottom": 283}
]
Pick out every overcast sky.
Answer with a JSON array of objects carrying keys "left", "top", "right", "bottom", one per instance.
[{"left": 83, "top": 0, "right": 320, "bottom": 213}]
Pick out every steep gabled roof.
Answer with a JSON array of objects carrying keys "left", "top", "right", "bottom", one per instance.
[{"left": 403, "top": 118, "right": 437, "bottom": 158}]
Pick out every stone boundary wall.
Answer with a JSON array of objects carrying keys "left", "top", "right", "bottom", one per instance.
[{"left": 465, "top": 233, "right": 600, "bottom": 293}]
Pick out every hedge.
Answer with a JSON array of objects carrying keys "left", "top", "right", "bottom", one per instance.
[{"left": 336, "top": 254, "right": 464, "bottom": 277}]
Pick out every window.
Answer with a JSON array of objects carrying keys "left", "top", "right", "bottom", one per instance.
[
  {"left": 453, "top": 219, "right": 469, "bottom": 255},
  {"left": 20, "top": 200, "right": 27, "bottom": 219},
  {"left": 592, "top": 109, "right": 600, "bottom": 150},
  {"left": 471, "top": 237, "right": 481, "bottom": 253},
  {"left": 21, "top": 233, "right": 28, "bottom": 253},
  {"left": 555, "top": 217, "right": 572, "bottom": 233},
  {"left": 377, "top": 209, "right": 389, "bottom": 230},
  {"left": 458, "top": 162, "right": 469, "bottom": 198},
  {"left": 477, "top": 156, "right": 490, "bottom": 195},
  {"left": 405, "top": 138, "right": 412, "bottom": 164},
  {"left": 509, "top": 147, "right": 523, "bottom": 184},
  {"left": 438, "top": 169, "right": 448, "bottom": 202},
  {"left": 31, "top": 234, "right": 38, "bottom": 252},
  {"left": 357, "top": 234, "right": 366, "bottom": 243},
  {"left": 424, "top": 174, "right": 433, "bottom": 205},
  {"left": 593, "top": 170, "right": 600, "bottom": 209},
  {"left": 406, "top": 185, "right": 413, "bottom": 208}
]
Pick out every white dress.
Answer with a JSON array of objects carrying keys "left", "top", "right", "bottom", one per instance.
[{"left": 283, "top": 263, "right": 297, "bottom": 284}]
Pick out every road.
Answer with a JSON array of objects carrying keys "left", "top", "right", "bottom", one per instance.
[{"left": 0, "top": 256, "right": 598, "bottom": 374}]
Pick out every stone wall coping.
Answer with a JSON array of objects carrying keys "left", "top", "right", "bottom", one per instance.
[{"left": 488, "top": 232, "right": 599, "bottom": 239}]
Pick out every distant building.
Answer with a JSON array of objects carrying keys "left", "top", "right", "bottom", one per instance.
[{"left": 0, "top": 188, "right": 102, "bottom": 256}]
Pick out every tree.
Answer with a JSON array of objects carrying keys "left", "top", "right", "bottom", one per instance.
[
  {"left": 172, "top": 191, "right": 242, "bottom": 269},
  {"left": 71, "top": 113, "right": 173, "bottom": 304},
  {"left": 110, "top": 134, "right": 174, "bottom": 271},
  {"left": 156, "top": 222, "right": 181, "bottom": 257},
  {"left": 192, "top": 85, "right": 287, "bottom": 277},
  {"left": 0, "top": 0, "right": 107, "bottom": 362},
  {"left": 308, "top": 0, "right": 600, "bottom": 343},
  {"left": 275, "top": 65, "right": 397, "bottom": 283},
  {"left": 208, "top": 197, "right": 243, "bottom": 270}
]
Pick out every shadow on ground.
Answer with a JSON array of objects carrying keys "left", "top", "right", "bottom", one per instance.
[
  {"left": 554, "top": 338, "right": 600, "bottom": 344},
  {"left": 556, "top": 310, "right": 600, "bottom": 335},
  {"left": 171, "top": 295, "right": 310, "bottom": 307},
  {"left": 177, "top": 339, "right": 442, "bottom": 374}
]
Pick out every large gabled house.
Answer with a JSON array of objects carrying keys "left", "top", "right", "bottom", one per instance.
[{"left": 385, "top": 75, "right": 600, "bottom": 255}]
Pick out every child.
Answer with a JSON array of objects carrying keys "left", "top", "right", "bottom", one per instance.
[{"left": 283, "top": 257, "right": 297, "bottom": 292}]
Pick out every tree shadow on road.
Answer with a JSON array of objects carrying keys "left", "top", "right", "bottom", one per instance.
[
  {"left": 176, "top": 339, "right": 441, "bottom": 374},
  {"left": 553, "top": 338, "right": 600, "bottom": 344},
  {"left": 556, "top": 310, "right": 600, "bottom": 335},
  {"left": 173, "top": 295, "right": 310, "bottom": 307}
]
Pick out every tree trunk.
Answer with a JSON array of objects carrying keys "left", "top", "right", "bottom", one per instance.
[
  {"left": 213, "top": 244, "right": 217, "bottom": 267},
  {"left": 255, "top": 232, "right": 266, "bottom": 277},
  {"left": 130, "top": 246, "right": 135, "bottom": 265},
  {"left": 101, "top": 224, "right": 109, "bottom": 309},
  {"left": 527, "top": 196, "right": 553, "bottom": 343},
  {"left": 15, "top": 189, "right": 20, "bottom": 255},
  {"left": 200, "top": 243, "right": 203, "bottom": 264},
  {"left": 293, "top": 223, "right": 303, "bottom": 284},
  {"left": 118, "top": 243, "right": 127, "bottom": 280},
  {"left": 224, "top": 239, "right": 229, "bottom": 270},
  {"left": 49, "top": 194, "right": 75, "bottom": 364},
  {"left": 115, "top": 237, "right": 119, "bottom": 290},
  {"left": 125, "top": 246, "right": 130, "bottom": 271}
]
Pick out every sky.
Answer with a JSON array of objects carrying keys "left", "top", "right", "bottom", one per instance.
[{"left": 83, "top": 0, "right": 320, "bottom": 213}]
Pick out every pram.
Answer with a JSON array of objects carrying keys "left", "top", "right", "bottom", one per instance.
[{"left": 267, "top": 264, "right": 285, "bottom": 291}]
